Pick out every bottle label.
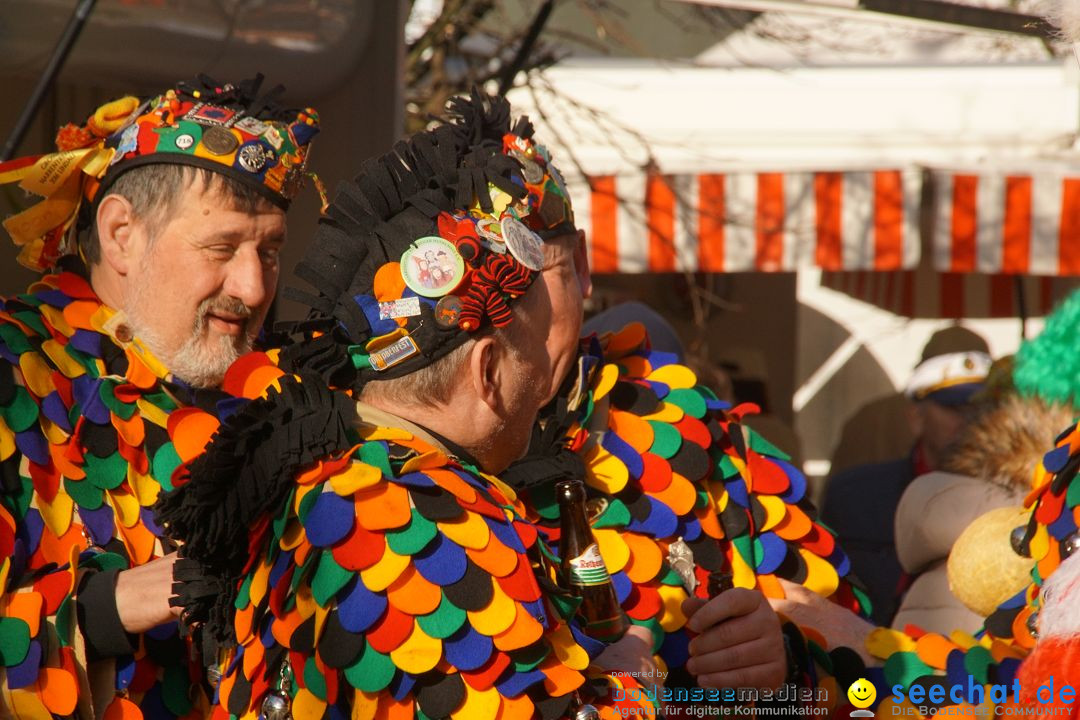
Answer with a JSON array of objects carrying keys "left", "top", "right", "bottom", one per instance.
[{"left": 568, "top": 543, "right": 611, "bottom": 586}]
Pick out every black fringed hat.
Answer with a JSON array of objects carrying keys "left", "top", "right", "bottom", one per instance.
[{"left": 286, "top": 90, "right": 575, "bottom": 381}]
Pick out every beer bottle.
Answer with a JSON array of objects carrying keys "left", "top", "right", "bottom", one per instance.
[
  {"left": 556, "top": 478, "right": 628, "bottom": 642},
  {"left": 707, "top": 569, "right": 734, "bottom": 598}
]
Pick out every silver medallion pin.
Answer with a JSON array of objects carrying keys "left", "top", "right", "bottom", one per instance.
[{"left": 238, "top": 143, "right": 270, "bottom": 173}]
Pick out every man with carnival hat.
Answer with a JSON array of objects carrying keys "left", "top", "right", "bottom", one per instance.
[
  {"left": 0, "top": 75, "right": 318, "bottom": 718},
  {"left": 157, "top": 90, "right": 874, "bottom": 718},
  {"left": 155, "top": 91, "right": 668, "bottom": 719}
]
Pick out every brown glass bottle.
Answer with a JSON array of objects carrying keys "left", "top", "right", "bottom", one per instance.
[{"left": 556, "top": 478, "right": 628, "bottom": 642}]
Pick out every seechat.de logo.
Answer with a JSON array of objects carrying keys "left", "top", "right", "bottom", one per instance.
[{"left": 849, "top": 678, "right": 877, "bottom": 718}]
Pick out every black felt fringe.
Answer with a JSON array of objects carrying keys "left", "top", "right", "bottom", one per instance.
[
  {"left": 153, "top": 374, "right": 358, "bottom": 658},
  {"left": 176, "top": 73, "right": 298, "bottom": 124}
]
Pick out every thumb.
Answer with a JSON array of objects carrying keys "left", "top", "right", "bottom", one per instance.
[
  {"left": 767, "top": 595, "right": 794, "bottom": 617},
  {"left": 774, "top": 577, "right": 811, "bottom": 597}
]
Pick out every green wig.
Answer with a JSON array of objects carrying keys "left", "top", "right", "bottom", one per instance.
[{"left": 1014, "top": 287, "right": 1080, "bottom": 407}]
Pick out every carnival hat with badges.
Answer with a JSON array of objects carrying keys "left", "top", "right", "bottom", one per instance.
[
  {"left": 0, "top": 74, "right": 319, "bottom": 271},
  {"left": 285, "top": 89, "right": 575, "bottom": 383}
]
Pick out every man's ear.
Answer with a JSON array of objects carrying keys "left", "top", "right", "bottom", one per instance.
[
  {"left": 468, "top": 336, "right": 501, "bottom": 412},
  {"left": 573, "top": 228, "right": 593, "bottom": 299},
  {"left": 94, "top": 194, "right": 140, "bottom": 276},
  {"left": 904, "top": 401, "right": 924, "bottom": 439}
]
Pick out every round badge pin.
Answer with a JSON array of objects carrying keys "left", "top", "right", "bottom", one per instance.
[
  {"left": 202, "top": 126, "right": 239, "bottom": 156},
  {"left": 237, "top": 143, "right": 269, "bottom": 172},
  {"left": 476, "top": 218, "right": 507, "bottom": 253},
  {"left": 174, "top": 134, "right": 195, "bottom": 151},
  {"left": 500, "top": 217, "right": 544, "bottom": 271},
  {"left": 434, "top": 295, "right": 464, "bottom": 329},
  {"left": 400, "top": 236, "right": 466, "bottom": 298},
  {"left": 510, "top": 149, "right": 544, "bottom": 184}
]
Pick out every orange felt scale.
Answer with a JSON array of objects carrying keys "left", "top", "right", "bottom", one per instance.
[
  {"left": 167, "top": 407, "right": 222, "bottom": 463},
  {"left": 651, "top": 473, "right": 698, "bottom": 516},
  {"left": 385, "top": 565, "right": 442, "bottom": 615},
  {"left": 355, "top": 483, "right": 413, "bottom": 531},
  {"left": 428, "top": 468, "right": 480, "bottom": 504},
  {"left": 608, "top": 410, "right": 655, "bottom": 453},
  {"left": 621, "top": 533, "right": 665, "bottom": 584},
  {"left": 773, "top": 503, "right": 814, "bottom": 540},
  {"left": 491, "top": 602, "right": 545, "bottom": 651}
]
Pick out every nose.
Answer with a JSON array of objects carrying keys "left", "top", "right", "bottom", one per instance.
[{"left": 223, "top": 246, "right": 274, "bottom": 311}]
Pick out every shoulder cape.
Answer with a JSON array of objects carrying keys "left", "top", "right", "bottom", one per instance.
[
  {"left": 0, "top": 271, "right": 220, "bottom": 719},
  {"left": 157, "top": 366, "right": 656, "bottom": 720}
]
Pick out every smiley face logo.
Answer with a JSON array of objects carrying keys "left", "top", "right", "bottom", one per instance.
[{"left": 847, "top": 678, "right": 876, "bottom": 709}]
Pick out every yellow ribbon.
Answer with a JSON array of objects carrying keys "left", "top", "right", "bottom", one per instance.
[{"left": 0, "top": 146, "right": 115, "bottom": 270}]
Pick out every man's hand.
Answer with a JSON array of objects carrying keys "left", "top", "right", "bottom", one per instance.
[
  {"left": 114, "top": 552, "right": 181, "bottom": 634},
  {"left": 593, "top": 625, "right": 663, "bottom": 690},
  {"left": 767, "top": 578, "right": 877, "bottom": 666},
  {"left": 682, "top": 588, "right": 786, "bottom": 690}
]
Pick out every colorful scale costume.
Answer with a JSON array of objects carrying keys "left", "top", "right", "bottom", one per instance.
[
  {"left": 155, "top": 324, "right": 879, "bottom": 719},
  {"left": 0, "top": 272, "right": 217, "bottom": 719},
  {"left": 156, "top": 360, "right": 657, "bottom": 720},
  {"left": 151, "top": 90, "right": 666, "bottom": 719},
  {"left": 495, "top": 324, "right": 869, "bottom": 710}
]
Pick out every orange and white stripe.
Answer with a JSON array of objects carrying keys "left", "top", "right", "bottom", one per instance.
[
  {"left": 932, "top": 168, "right": 1080, "bottom": 276},
  {"left": 567, "top": 170, "right": 920, "bottom": 274},
  {"left": 821, "top": 268, "right": 1062, "bottom": 319}
]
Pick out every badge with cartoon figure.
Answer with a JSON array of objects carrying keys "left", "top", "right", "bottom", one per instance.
[
  {"left": 400, "top": 237, "right": 466, "bottom": 298},
  {"left": 500, "top": 217, "right": 544, "bottom": 271}
]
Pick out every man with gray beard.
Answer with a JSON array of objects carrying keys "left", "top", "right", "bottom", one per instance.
[{"left": 0, "top": 75, "right": 318, "bottom": 720}]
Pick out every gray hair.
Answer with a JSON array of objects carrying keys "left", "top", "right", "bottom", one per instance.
[{"left": 84, "top": 164, "right": 268, "bottom": 264}]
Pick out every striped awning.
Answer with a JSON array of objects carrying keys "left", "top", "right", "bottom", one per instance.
[
  {"left": 932, "top": 167, "right": 1080, "bottom": 276},
  {"left": 569, "top": 169, "right": 921, "bottom": 274},
  {"left": 821, "top": 269, "right": 1060, "bottom": 319}
]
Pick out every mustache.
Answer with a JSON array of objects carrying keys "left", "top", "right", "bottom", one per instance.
[
  {"left": 197, "top": 296, "right": 256, "bottom": 333},
  {"left": 202, "top": 296, "right": 253, "bottom": 319}
]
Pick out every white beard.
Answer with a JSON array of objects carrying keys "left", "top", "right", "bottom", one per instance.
[
  {"left": 124, "top": 269, "right": 255, "bottom": 388},
  {"left": 165, "top": 324, "right": 250, "bottom": 388}
]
